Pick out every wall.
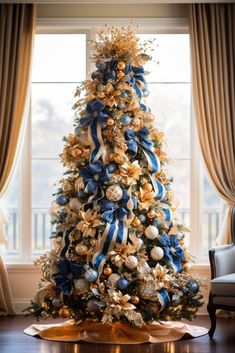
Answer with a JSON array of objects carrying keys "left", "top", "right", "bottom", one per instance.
[{"left": 6, "top": 2, "right": 210, "bottom": 316}]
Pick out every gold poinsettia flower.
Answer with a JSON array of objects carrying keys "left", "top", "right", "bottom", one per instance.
[
  {"left": 113, "top": 145, "right": 128, "bottom": 164},
  {"left": 111, "top": 291, "right": 136, "bottom": 311},
  {"left": 116, "top": 161, "right": 142, "bottom": 185},
  {"left": 109, "top": 243, "right": 137, "bottom": 267},
  {"left": 60, "top": 133, "right": 90, "bottom": 168},
  {"left": 76, "top": 209, "right": 103, "bottom": 237},
  {"left": 97, "top": 83, "right": 121, "bottom": 107},
  {"left": 136, "top": 187, "right": 155, "bottom": 210},
  {"left": 150, "top": 128, "right": 165, "bottom": 144},
  {"left": 152, "top": 264, "right": 172, "bottom": 290}
]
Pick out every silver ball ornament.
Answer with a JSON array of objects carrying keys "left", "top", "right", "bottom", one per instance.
[
  {"left": 84, "top": 269, "right": 98, "bottom": 283},
  {"left": 87, "top": 299, "right": 105, "bottom": 312},
  {"left": 108, "top": 273, "right": 120, "bottom": 285},
  {"left": 74, "top": 278, "right": 90, "bottom": 294}
]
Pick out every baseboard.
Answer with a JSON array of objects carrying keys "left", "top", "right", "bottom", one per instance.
[{"left": 14, "top": 299, "right": 32, "bottom": 314}]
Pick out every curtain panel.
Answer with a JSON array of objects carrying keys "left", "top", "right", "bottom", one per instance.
[
  {"left": 189, "top": 3, "right": 235, "bottom": 244},
  {"left": 0, "top": 4, "right": 36, "bottom": 315}
]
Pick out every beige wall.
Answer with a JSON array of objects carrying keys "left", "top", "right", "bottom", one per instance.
[{"left": 37, "top": 4, "right": 188, "bottom": 18}]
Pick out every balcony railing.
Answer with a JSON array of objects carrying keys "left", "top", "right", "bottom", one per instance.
[{"left": 4, "top": 207, "right": 222, "bottom": 258}]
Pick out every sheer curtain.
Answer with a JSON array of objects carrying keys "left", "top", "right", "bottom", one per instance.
[
  {"left": 0, "top": 4, "right": 36, "bottom": 315},
  {"left": 189, "top": 3, "right": 235, "bottom": 245}
]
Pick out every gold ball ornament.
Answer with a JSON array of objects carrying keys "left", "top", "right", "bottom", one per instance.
[
  {"left": 59, "top": 306, "right": 70, "bottom": 318},
  {"left": 151, "top": 303, "right": 160, "bottom": 314},
  {"left": 147, "top": 209, "right": 156, "bottom": 219},
  {"left": 131, "top": 296, "right": 140, "bottom": 305},
  {"left": 131, "top": 217, "right": 141, "bottom": 227},
  {"left": 75, "top": 244, "right": 88, "bottom": 256},
  {"left": 117, "top": 70, "right": 125, "bottom": 79},
  {"left": 117, "top": 61, "right": 126, "bottom": 70},
  {"left": 103, "top": 267, "right": 113, "bottom": 276},
  {"left": 150, "top": 246, "right": 164, "bottom": 260},
  {"left": 106, "top": 185, "right": 123, "bottom": 201},
  {"left": 107, "top": 118, "right": 115, "bottom": 126},
  {"left": 143, "top": 183, "right": 153, "bottom": 192}
]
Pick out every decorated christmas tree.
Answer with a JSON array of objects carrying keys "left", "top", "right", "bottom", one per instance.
[{"left": 27, "top": 26, "right": 203, "bottom": 328}]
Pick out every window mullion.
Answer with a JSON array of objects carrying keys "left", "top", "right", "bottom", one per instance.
[{"left": 21, "top": 102, "right": 32, "bottom": 263}]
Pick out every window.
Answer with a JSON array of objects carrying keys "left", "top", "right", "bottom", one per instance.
[{"left": 2, "top": 20, "right": 225, "bottom": 264}]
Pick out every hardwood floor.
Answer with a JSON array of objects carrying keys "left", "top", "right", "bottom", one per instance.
[{"left": 0, "top": 315, "right": 234, "bottom": 353}]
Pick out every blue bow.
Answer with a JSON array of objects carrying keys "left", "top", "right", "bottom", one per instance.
[
  {"left": 124, "top": 65, "right": 146, "bottom": 99},
  {"left": 125, "top": 127, "right": 160, "bottom": 173},
  {"left": 79, "top": 99, "right": 112, "bottom": 127},
  {"left": 159, "top": 232, "right": 185, "bottom": 272},
  {"left": 101, "top": 189, "right": 131, "bottom": 224},
  {"left": 80, "top": 162, "right": 110, "bottom": 194},
  {"left": 53, "top": 258, "right": 83, "bottom": 295}
]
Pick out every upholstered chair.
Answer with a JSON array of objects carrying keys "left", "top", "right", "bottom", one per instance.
[{"left": 207, "top": 206, "right": 235, "bottom": 339}]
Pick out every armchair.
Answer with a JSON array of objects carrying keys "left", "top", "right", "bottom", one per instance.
[{"left": 207, "top": 206, "right": 235, "bottom": 339}]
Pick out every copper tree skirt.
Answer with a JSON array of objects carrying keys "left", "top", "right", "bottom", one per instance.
[{"left": 24, "top": 319, "right": 208, "bottom": 344}]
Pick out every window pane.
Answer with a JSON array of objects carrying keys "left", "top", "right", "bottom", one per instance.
[
  {"left": 167, "top": 159, "right": 190, "bottom": 210},
  {"left": 32, "top": 208, "right": 52, "bottom": 256},
  {"left": 32, "top": 159, "right": 64, "bottom": 208},
  {"left": 31, "top": 83, "right": 77, "bottom": 158},
  {"left": 201, "top": 172, "right": 225, "bottom": 260},
  {"left": 1, "top": 167, "right": 20, "bottom": 257},
  {"left": 147, "top": 83, "right": 190, "bottom": 159},
  {"left": 139, "top": 34, "right": 190, "bottom": 83},
  {"left": 32, "top": 34, "right": 86, "bottom": 82}
]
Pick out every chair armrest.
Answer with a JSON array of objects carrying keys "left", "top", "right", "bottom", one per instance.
[{"left": 209, "top": 244, "right": 235, "bottom": 279}]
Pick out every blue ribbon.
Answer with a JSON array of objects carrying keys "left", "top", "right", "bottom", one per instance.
[
  {"left": 60, "top": 227, "right": 74, "bottom": 258},
  {"left": 159, "top": 232, "right": 185, "bottom": 272},
  {"left": 157, "top": 289, "right": 170, "bottom": 311},
  {"left": 149, "top": 174, "right": 165, "bottom": 201},
  {"left": 125, "top": 127, "right": 160, "bottom": 172},
  {"left": 162, "top": 208, "right": 172, "bottom": 223},
  {"left": 125, "top": 65, "right": 147, "bottom": 99},
  {"left": 80, "top": 162, "right": 109, "bottom": 194},
  {"left": 53, "top": 258, "right": 83, "bottom": 295}
]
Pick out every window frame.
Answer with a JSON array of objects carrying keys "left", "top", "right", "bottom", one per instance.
[{"left": 4, "top": 17, "right": 205, "bottom": 266}]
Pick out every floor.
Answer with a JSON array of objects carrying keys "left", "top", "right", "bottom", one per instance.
[{"left": 0, "top": 315, "right": 234, "bottom": 353}]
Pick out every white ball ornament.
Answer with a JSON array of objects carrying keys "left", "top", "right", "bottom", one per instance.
[
  {"left": 144, "top": 225, "right": 159, "bottom": 240},
  {"left": 108, "top": 273, "right": 120, "bottom": 285},
  {"left": 106, "top": 185, "right": 123, "bottom": 202},
  {"left": 150, "top": 246, "right": 164, "bottom": 260},
  {"left": 125, "top": 255, "right": 138, "bottom": 269}
]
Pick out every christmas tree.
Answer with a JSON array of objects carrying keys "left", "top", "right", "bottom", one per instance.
[{"left": 27, "top": 26, "right": 203, "bottom": 327}]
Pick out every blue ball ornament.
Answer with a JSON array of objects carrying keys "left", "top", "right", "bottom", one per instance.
[
  {"left": 84, "top": 269, "right": 98, "bottom": 283},
  {"left": 121, "top": 92, "right": 129, "bottom": 98},
  {"left": 77, "top": 190, "right": 87, "bottom": 199},
  {"left": 59, "top": 210, "right": 67, "bottom": 221},
  {"left": 121, "top": 114, "right": 131, "bottom": 125},
  {"left": 52, "top": 298, "right": 62, "bottom": 307},
  {"left": 181, "top": 287, "right": 189, "bottom": 294},
  {"left": 118, "top": 102, "right": 125, "bottom": 109},
  {"left": 117, "top": 278, "right": 129, "bottom": 290},
  {"left": 83, "top": 264, "right": 91, "bottom": 271},
  {"left": 56, "top": 194, "right": 69, "bottom": 206},
  {"left": 138, "top": 214, "right": 146, "bottom": 223},
  {"left": 107, "top": 164, "right": 116, "bottom": 173},
  {"left": 96, "top": 61, "right": 106, "bottom": 71},
  {"left": 187, "top": 281, "right": 199, "bottom": 294},
  {"left": 152, "top": 220, "right": 161, "bottom": 227}
]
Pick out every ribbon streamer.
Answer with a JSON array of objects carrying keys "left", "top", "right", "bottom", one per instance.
[
  {"left": 157, "top": 289, "right": 170, "bottom": 311},
  {"left": 60, "top": 228, "right": 75, "bottom": 258},
  {"left": 149, "top": 174, "right": 165, "bottom": 201}
]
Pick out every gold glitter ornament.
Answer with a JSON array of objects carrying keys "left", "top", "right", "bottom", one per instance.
[
  {"left": 75, "top": 244, "right": 88, "bottom": 256},
  {"left": 108, "top": 273, "right": 120, "bottom": 285},
  {"left": 131, "top": 295, "right": 140, "bottom": 305},
  {"left": 74, "top": 278, "right": 90, "bottom": 294},
  {"left": 106, "top": 185, "right": 123, "bottom": 201},
  {"left": 117, "top": 61, "right": 126, "bottom": 70},
  {"left": 151, "top": 303, "right": 160, "bottom": 314},
  {"left": 103, "top": 266, "right": 112, "bottom": 276}
]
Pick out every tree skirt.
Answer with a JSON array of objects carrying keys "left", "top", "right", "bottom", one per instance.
[{"left": 24, "top": 319, "right": 208, "bottom": 344}]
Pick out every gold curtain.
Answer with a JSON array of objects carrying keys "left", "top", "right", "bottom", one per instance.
[
  {"left": 0, "top": 4, "right": 36, "bottom": 315},
  {"left": 189, "top": 4, "right": 235, "bottom": 244}
]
